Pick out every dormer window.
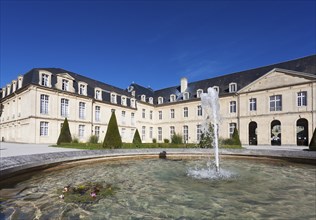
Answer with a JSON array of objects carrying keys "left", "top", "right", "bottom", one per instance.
[
  {"left": 2, "top": 88, "right": 6, "bottom": 98},
  {"left": 121, "top": 96, "right": 127, "bottom": 106},
  {"left": 141, "top": 94, "right": 146, "bottom": 102},
  {"left": 158, "top": 97, "right": 164, "bottom": 104},
  {"left": 6, "top": 84, "right": 11, "bottom": 95},
  {"left": 131, "top": 98, "right": 136, "bottom": 108},
  {"left": 95, "top": 88, "right": 102, "bottom": 100},
  {"left": 62, "top": 79, "right": 69, "bottom": 91},
  {"left": 229, "top": 83, "right": 237, "bottom": 93},
  {"left": 131, "top": 91, "right": 136, "bottom": 97},
  {"left": 111, "top": 93, "right": 117, "bottom": 104},
  {"left": 149, "top": 97, "right": 153, "bottom": 104},
  {"left": 183, "top": 92, "right": 189, "bottom": 100},
  {"left": 197, "top": 89, "right": 203, "bottom": 98},
  {"left": 41, "top": 74, "right": 51, "bottom": 87},
  {"left": 213, "top": 86, "right": 219, "bottom": 93},
  {"left": 18, "top": 76, "right": 23, "bottom": 89},
  {"left": 170, "top": 94, "right": 176, "bottom": 102},
  {"left": 78, "top": 82, "right": 87, "bottom": 96},
  {"left": 12, "top": 80, "right": 17, "bottom": 93}
]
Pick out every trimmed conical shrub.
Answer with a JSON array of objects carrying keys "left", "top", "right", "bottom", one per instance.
[
  {"left": 132, "top": 129, "right": 142, "bottom": 147},
  {"left": 57, "top": 118, "right": 72, "bottom": 145},
  {"left": 309, "top": 127, "right": 316, "bottom": 151},
  {"left": 232, "top": 128, "right": 242, "bottom": 147},
  {"left": 103, "top": 111, "right": 122, "bottom": 148}
]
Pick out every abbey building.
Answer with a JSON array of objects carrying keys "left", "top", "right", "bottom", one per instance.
[{"left": 1, "top": 55, "right": 315, "bottom": 146}]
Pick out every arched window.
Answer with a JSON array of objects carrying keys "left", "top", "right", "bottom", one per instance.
[
  {"left": 170, "top": 94, "right": 176, "bottom": 102},
  {"left": 296, "top": 118, "right": 308, "bottom": 146},
  {"left": 158, "top": 97, "right": 164, "bottom": 104},
  {"left": 141, "top": 94, "right": 146, "bottom": 102},
  {"left": 271, "top": 120, "right": 281, "bottom": 145},
  {"left": 196, "top": 89, "right": 203, "bottom": 98}
]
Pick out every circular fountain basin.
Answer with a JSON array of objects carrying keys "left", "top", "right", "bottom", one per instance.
[{"left": 0, "top": 156, "right": 315, "bottom": 219}]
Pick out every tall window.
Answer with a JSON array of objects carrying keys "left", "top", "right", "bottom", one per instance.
[
  {"left": 159, "top": 111, "right": 162, "bottom": 120},
  {"left": 79, "top": 125, "right": 85, "bottom": 137},
  {"left": 183, "top": 125, "right": 188, "bottom": 142},
  {"left": 170, "top": 126, "right": 175, "bottom": 140},
  {"left": 121, "top": 96, "right": 127, "bottom": 106},
  {"left": 150, "top": 111, "right": 153, "bottom": 120},
  {"left": 142, "top": 109, "right": 146, "bottom": 119},
  {"left": 230, "top": 101, "right": 236, "bottom": 113},
  {"left": 141, "top": 95, "right": 146, "bottom": 102},
  {"left": 170, "top": 109, "right": 175, "bottom": 119},
  {"left": 131, "top": 99, "right": 136, "bottom": 108},
  {"left": 121, "top": 111, "right": 126, "bottom": 124},
  {"left": 229, "top": 123, "right": 237, "bottom": 138},
  {"left": 229, "top": 83, "right": 237, "bottom": 93},
  {"left": 197, "top": 124, "right": 202, "bottom": 141},
  {"left": 131, "top": 113, "right": 135, "bottom": 126},
  {"left": 270, "top": 95, "right": 282, "bottom": 111},
  {"left": 158, "top": 127, "right": 162, "bottom": 141},
  {"left": 61, "top": 98, "right": 69, "bottom": 117},
  {"left": 297, "top": 91, "right": 307, "bottom": 107},
  {"left": 184, "top": 107, "right": 188, "bottom": 117},
  {"left": 149, "top": 127, "right": 153, "bottom": 139},
  {"left": 142, "top": 126, "right": 146, "bottom": 140},
  {"left": 121, "top": 128, "right": 126, "bottom": 139},
  {"left": 249, "top": 98, "right": 257, "bottom": 111},
  {"left": 111, "top": 93, "right": 117, "bottom": 103},
  {"left": 95, "top": 126, "right": 100, "bottom": 137},
  {"left": 149, "top": 97, "right": 153, "bottom": 104},
  {"left": 40, "top": 122, "right": 48, "bottom": 136},
  {"left": 95, "top": 106, "right": 100, "bottom": 121},
  {"left": 197, "top": 89, "right": 203, "bottom": 98},
  {"left": 183, "top": 92, "right": 189, "bottom": 100},
  {"left": 79, "top": 102, "right": 86, "bottom": 119},
  {"left": 170, "top": 95, "right": 176, "bottom": 102},
  {"left": 197, "top": 105, "right": 202, "bottom": 116},
  {"left": 40, "top": 94, "right": 49, "bottom": 114},
  {"left": 41, "top": 74, "right": 49, "bottom": 86},
  {"left": 79, "top": 84, "right": 85, "bottom": 95},
  {"left": 158, "top": 97, "right": 163, "bottom": 104},
  {"left": 62, "top": 79, "right": 69, "bottom": 91},
  {"left": 95, "top": 90, "right": 101, "bottom": 100}
]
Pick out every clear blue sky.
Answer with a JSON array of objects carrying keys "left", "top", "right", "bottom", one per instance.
[{"left": 1, "top": 0, "right": 315, "bottom": 90}]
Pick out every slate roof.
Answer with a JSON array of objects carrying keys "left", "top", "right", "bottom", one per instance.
[{"left": 132, "top": 55, "right": 316, "bottom": 104}]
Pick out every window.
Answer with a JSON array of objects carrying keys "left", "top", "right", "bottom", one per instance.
[
  {"left": 213, "top": 86, "right": 219, "bottom": 93},
  {"left": 197, "top": 89, "right": 203, "bottom": 98},
  {"left": 170, "top": 109, "right": 175, "bottom": 119},
  {"left": 61, "top": 98, "right": 69, "bottom": 117},
  {"left": 18, "top": 76, "right": 23, "bottom": 89},
  {"left": 79, "top": 102, "right": 86, "bottom": 119},
  {"left": 183, "top": 92, "right": 189, "bottom": 100},
  {"left": 297, "top": 91, "right": 307, "bottom": 107},
  {"left": 158, "top": 97, "right": 163, "bottom": 104},
  {"left": 142, "top": 109, "right": 146, "bottom": 119},
  {"left": 41, "top": 74, "right": 49, "bottom": 86},
  {"left": 95, "top": 106, "right": 100, "bottom": 121},
  {"left": 40, "top": 94, "right": 49, "bottom": 115},
  {"left": 121, "top": 111, "right": 126, "bottom": 124},
  {"left": 62, "top": 79, "right": 69, "bottom": 91},
  {"left": 197, "top": 124, "right": 202, "bottom": 141},
  {"left": 2, "top": 88, "right": 5, "bottom": 98},
  {"left": 229, "top": 123, "right": 237, "bottom": 138},
  {"left": 40, "top": 122, "right": 48, "bottom": 136},
  {"left": 149, "top": 127, "right": 153, "bottom": 139},
  {"left": 141, "top": 95, "right": 146, "bottom": 102},
  {"left": 170, "top": 126, "right": 175, "bottom": 139},
  {"left": 79, "top": 84, "right": 86, "bottom": 95},
  {"left": 142, "top": 126, "right": 146, "bottom": 140},
  {"left": 79, "top": 125, "right": 85, "bottom": 137},
  {"left": 184, "top": 107, "right": 188, "bottom": 117},
  {"left": 270, "top": 95, "right": 282, "bottom": 111},
  {"left": 249, "top": 98, "right": 257, "bottom": 111},
  {"left": 131, "top": 99, "right": 136, "bottom": 108},
  {"left": 183, "top": 125, "right": 188, "bottom": 142},
  {"left": 170, "top": 94, "right": 176, "bottom": 102},
  {"left": 150, "top": 111, "right": 153, "bottom": 120},
  {"left": 229, "top": 83, "right": 237, "bottom": 93},
  {"left": 12, "top": 81, "right": 16, "bottom": 93},
  {"left": 197, "top": 105, "right": 202, "bottom": 116},
  {"left": 230, "top": 101, "right": 236, "bottom": 113},
  {"left": 111, "top": 93, "right": 117, "bottom": 104},
  {"left": 149, "top": 97, "right": 153, "bottom": 104},
  {"left": 6, "top": 85, "right": 11, "bottom": 95},
  {"left": 159, "top": 111, "right": 162, "bottom": 120},
  {"left": 95, "top": 126, "right": 100, "bottom": 137},
  {"left": 131, "top": 113, "right": 135, "bottom": 126},
  {"left": 121, "top": 128, "right": 126, "bottom": 139},
  {"left": 95, "top": 89, "right": 101, "bottom": 100},
  {"left": 121, "top": 96, "right": 127, "bottom": 106},
  {"left": 158, "top": 127, "right": 162, "bottom": 141}
]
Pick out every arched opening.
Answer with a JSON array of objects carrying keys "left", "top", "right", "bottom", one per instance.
[
  {"left": 296, "top": 118, "right": 308, "bottom": 146},
  {"left": 249, "top": 121, "right": 257, "bottom": 145},
  {"left": 271, "top": 120, "right": 281, "bottom": 145}
]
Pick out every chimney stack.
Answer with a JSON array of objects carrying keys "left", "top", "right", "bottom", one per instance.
[{"left": 180, "top": 77, "right": 188, "bottom": 93}]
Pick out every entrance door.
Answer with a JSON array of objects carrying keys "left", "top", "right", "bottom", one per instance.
[
  {"left": 271, "top": 120, "right": 281, "bottom": 145},
  {"left": 249, "top": 121, "right": 257, "bottom": 145},
  {"left": 296, "top": 118, "right": 308, "bottom": 146}
]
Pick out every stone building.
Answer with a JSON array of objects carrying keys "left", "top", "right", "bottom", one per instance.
[{"left": 1, "top": 55, "right": 315, "bottom": 146}]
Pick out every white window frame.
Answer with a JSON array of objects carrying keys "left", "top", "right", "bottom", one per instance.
[
  {"left": 121, "top": 128, "right": 126, "bottom": 139},
  {"left": 183, "top": 92, "right": 189, "bottom": 100},
  {"left": 149, "top": 97, "right": 153, "bottom": 104},
  {"left": 197, "top": 124, "right": 202, "bottom": 141},
  {"left": 95, "top": 89, "right": 102, "bottom": 100},
  {"left": 131, "top": 113, "right": 135, "bottom": 126},
  {"left": 130, "top": 98, "right": 136, "bottom": 108},
  {"left": 40, "top": 94, "right": 49, "bottom": 115},
  {"left": 62, "top": 79, "right": 69, "bottom": 91},
  {"left": 230, "top": 101, "right": 236, "bottom": 113},
  {"left": 229, "top": 83, "right": 237, "bottom": 93},
  {"left": 270, "top": 95, "right": 282, "bottom": 111},
  {"left": 158, "top": 97, "right": 163, "bottom": 104},
  {"left": 229, "top": 123, "right": 237, "bottom": 138},
  {"left": 197, "top": 89, "right": 203, "bottom": 98},
  {"left": 184, "top": 107, "right": 188, "bottom": 117},
  {"left": 158, "top": 127, "right": 162, "bottom": 141},
  {"left": 78, "top": 83, "right": 87, "bottom": 96},
  {"left": 159, "top": 111, "right": 162, "bottom": 120},
  {"left": 40, "top": 121, "right": 49, "bottom": 136},
  {"left": 170, "top": 126, "right": 175, "bottom": 140},
  {"left": 149, "top": 127, "right": 153, "bottom": 139},
  {"left": 60, "top": 98, "right": 69, "bottom": 117},
  {"left": 111, "top": 93, "right": 117, "bottom": 104},
  {"left": 297, "top": 91, "right": 307, "bottom": 107},
  {"left": 142, "top": 109, "right": 146, "bottom": 119},
  {"left": 41, "top": 74, "right": 50, "bottom": 87},
  {"left": 183, "top": 125, "right": 188, "bottom": 142},
  {"left": 170, "top": 94, "right": 176, "bottom": 102},
  {"left": 249, "top": 98, "right": 257, "bottom": 111},
  {"left": 150, "top": 110, "right": 153, "bottom": 120},
  {"left": 142, "top": 126, "right": 146, "bottom": 140},
  {"left": 170, "top": 109, "right": 175, "bottom": 119},
  {"left": 79, "top": 125, "right": 85, "bottom": 138},
  {"left": 197, "top": 105, "right": 202, "bottom": 116},
  {"left": 121, "top": 111, "right": 126, "bottom": 124},
  {"left": 141, "top": 94, "right": 146, "bottom": 102},
  {"left": 79, "top": 102, "right": 86, "bottom": 119},
  {"left": 95, "top": 126, "right": 100, "bottom": 137},
  {"left": 18, "top": 76, "right": 23, "bottom": 89},
  {"left": 121, "top": 96, "right": 127, "bottom": 106},
  {"left": 95, "top": 106, "right": 100, "bottom": 122}
]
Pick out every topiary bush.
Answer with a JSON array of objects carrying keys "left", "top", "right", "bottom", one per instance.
[
  {"left": 309, "top": 127, "right": 316, "bottom": 151},
  {"left": 57, "top": 118, "right": 72, "bottom": 145},
  {"left": 164, "top": 139, "right": 170, "bottom": 143},
  {"left": 132, "top": 129, "right": 142, "bottom": 147},
  {"left": 152, "top": 138, "right": 157, "bottom": 143},
  {"left": 103, "top": 111, "right": 122, "bottom": 148},
  {"left": 232, "top": 128, "right": 242, "bottom": 147},
  {"left": 89, "top": 135, "right": 99, "bottom": 144},
  {"left": 171, "top": 133, "right": 183, "bottom": 144}
]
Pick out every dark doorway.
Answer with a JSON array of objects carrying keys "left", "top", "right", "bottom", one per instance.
[
  {"left": 249, "top": 121, "right": 257, "bottom": 145},
  {"left": 296, "top": 118, "right": 308, "bottom": 146},
  {"left": 271, "top": 120, "right": 281, "bottom": 145}
]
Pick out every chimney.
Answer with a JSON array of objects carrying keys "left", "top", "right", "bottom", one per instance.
[{"left": 180, "top": 77, "right": 188, "bottom": 93}]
